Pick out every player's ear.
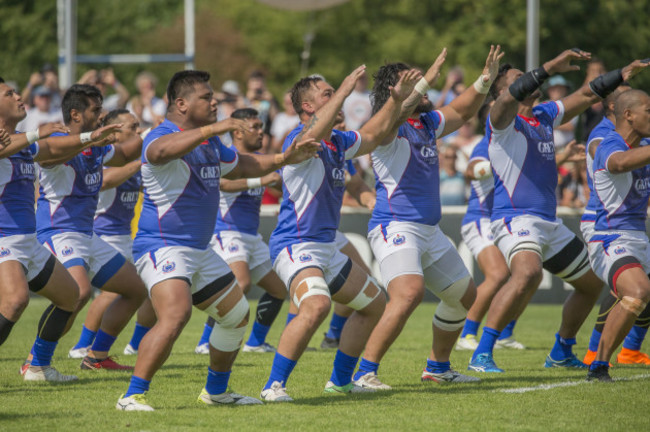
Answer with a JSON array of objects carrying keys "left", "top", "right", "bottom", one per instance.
[
  {"left": 70, "top": 108, "right": 82, "bottom": 124},
  {"left": 175, "top": 97, "right": 188, "bottom": 114}
]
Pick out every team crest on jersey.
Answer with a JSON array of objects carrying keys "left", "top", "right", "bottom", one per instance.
[
  {"left": 392, "top": 234, "right": 406, "bottom": 245},
  {"left": 61, "top": 245, "right": 74, "bottom": 256},
  {"left": 298, "top": 253, "right": 313, "bottom": 263},
  {"left": 82, "top": 148, "right": 93, "bottom": 156},
  {"left": 613, "top": 245, "right": 626, "bottom": 255},
  {"left": 0, "top": 247, "right": 11, "bottom": 257},
  {"left": 487, "top": 233, "right": 494, "bottom": 241},
  {"left": 228, "top": 243, "right": 239, "bottom": 253},
  {"left": 162, "top": 260, "right": 176, "bottom": 273},
  {"left": 420, "top": 145, "right": 438, "bottom": 164},
  {"left": 517, "top": 229, "right": 530, "bottom": 237},
  {"left": 407, "top": 118, "right": 424, "bottom": 129}
]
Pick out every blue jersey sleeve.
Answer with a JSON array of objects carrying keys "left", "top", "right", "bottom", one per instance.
[
  {"left": 469, "top": 136, "right": 490, "bottom": 161},
  {"left": 421, "top": 110, "right": 446, "bottom": 137},
  {"left": 142, "top": 121, "right": 176, "bottom": 163},
  {"left": 345, "top": 159, "right": 357, "bottom": 176},
  {"left": 217, "top": 138, "right": 239, "bottom": 176},
  {"left": 533, "top": 101, "right": 565, "bottom": 128},
  {"left": 28, "top": 143, "right": 40, "bottom": 157},
  {"left": 333, "top": 130, "right": 361, "bottom": 160},
  {"left": 594, "top": 133, "right": 628, "bottom": 173}
]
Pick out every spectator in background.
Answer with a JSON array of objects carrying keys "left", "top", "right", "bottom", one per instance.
[
  {"left": 21, "top": 63, "right": 62, "bottom": 111},
  {"left": 579, "top": 59, "right": 607, "bottom": 140},
  {"left": 127, "top": 71, "right": 166, "bottom": 128},
  {"left": 78, "top": 68, "right": 130, "bottom": 111},
  {"left": 448, "top": 115, "right": 482, "bottom": 174},
  {"left": 439, "top": 145, "right": 466, "bottom": 205},
  {"left": 270, "top": 91, "right": 299, "bottom": 153},
  {"left": 437, "top": 66, "right": 466, "bottom": 144},
  {"left": 216, "top": 80, "right": 249, "bottom": 146},
  {"left": 546, "top": 75, "right": 576, "bottom": 150},
  {"left": 342, "top": 73, "right": 372, "bottom": 131},
  {"left": 245, "top": 70, "right": 278, "bottom": 132},
  {"left": 558, "top": 160, "right": 589, "bottom": 209},
  {"left": 16, "top": 85, "right": 63, "bottom": 132}
]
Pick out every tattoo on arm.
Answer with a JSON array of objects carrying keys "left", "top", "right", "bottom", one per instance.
[{"left": 295, "top": 114, "right": 319, "bottom": 141}]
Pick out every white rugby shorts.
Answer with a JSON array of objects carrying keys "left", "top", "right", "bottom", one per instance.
[
  {"left": 0, "top": 233, "right": 55, "bottom": 282},
  {"left": 211, "top": 231, "right": 273, "bottom": 284}
]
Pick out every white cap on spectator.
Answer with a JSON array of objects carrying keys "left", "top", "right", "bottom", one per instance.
[{"left": 222, "top": 80, "right": 240, "bottom": 96}]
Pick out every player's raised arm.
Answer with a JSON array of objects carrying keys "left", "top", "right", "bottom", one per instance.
[
  {"left": 294, "top": 65, "right": 366, "bottom": 143},
  {"left": 561, "top": 58, "right": 650, "bottom": 123},
  {"left": 101, "top": 160, "right": 142, "bottom": 191},
  {"left": 355, "top": 68, "right": 421, "bottom": 155},
  {"left": 220, "top": 172, "right": 280, "bottom": 193},
  {"left": 490, "top": 48, "right": 589, "bottom": 130},
  {"left": 35, "top": 123, "right": 122, "bottom": 165},
  {"left": 104, "top": 133, "right": 143, "bottom": 167},
  {"left": 439, "top": 45, "right": 504, "bottom": 136}
]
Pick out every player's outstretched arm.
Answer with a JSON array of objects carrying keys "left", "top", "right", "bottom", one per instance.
[
  {"left": 224, "top": 136, "right": 320, "bottom": 180},
  {"left": 607, "top": 145, "right": 650, "bottom": 174},
  {"left": 101, "top": 160, "right": 142, "bottom": 191},
  {"left": 465, "top": 159, "right": 492, "bottom": 181},
  {"left": 35, "top": 123, "right": 122, "bottom": 166},
  {"left": 220, "top": 172, "right": 281, "bottom": 193},
  {"left": 0, "top": 129, "right": 11, "bottom": 151},
  {"left": 356, "top": 68, "right": 421, "bottom": 155},
  {"left": 491, "top": 48, "right": 589, "bottom": 130},
  {"left": 440, "top": 45, "right": 504, "bottom": 136},
  {"left": 105, "top": 134, "right": 144, "bottom": 167},
  {"left": 145, "top": 118, "right": 251, "bottom": 165},
  {"left": 555, "top": 140, "right": 585, "bottom": 166},
  {"left": 0, "top": 122, "right": 69, "bottom": 159},
  {"left": 562, "top": 59, "right": 650, "bottom": 123},
  {"left": 296, "top": 65, "right": 366, "bottom": 143}
]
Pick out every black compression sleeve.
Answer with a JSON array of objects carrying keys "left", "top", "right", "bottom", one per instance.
[
  {"left": 508, "top": 67, "right": 550, "bottom": 101},
  {"left": 589, "top": 69, "right": 624, "bottom": 99}
]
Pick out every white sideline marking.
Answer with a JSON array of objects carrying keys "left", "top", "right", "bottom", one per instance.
[{"left": 496, "top": 373, "right": 650, "bottom": 393}]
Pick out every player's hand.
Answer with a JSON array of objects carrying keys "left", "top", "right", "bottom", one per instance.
[
  {"left": 563, "top": 140, "right": 586, "bottom": 162},
  {"left": 282, "top": 136, "right": 321, "bottom": 165},
  {"left": 262, "top": 171, "right": 281, "bottom": 186},
  {"left": 423, "top": 48, "right": 448, "bottom": 86},
  {"left": 482, "top": 45, "right": 505, "bottom": 83},
  {"left": 621, "top": 59, "right": 650, "bottom": 81},
  {"left": 338, "top": 65, "right": 367, "bottom": 97},
  {"left": 390, "top": 69, "right": 422, "bottom": 102},
  {"left": 544, "top": 48, "right": 591, "bottom": 75},
  {"left": 0, "top": 129, "right": 11, "bottom": 150},
  {"left": 90, "top": 123, "right": 122, "bottom": 146},
  {"left": 211, "top": 118, "right": 252, "bottom": 136},
  {"left": 39, "top": 122, "right": 70, "bottom": 138}
]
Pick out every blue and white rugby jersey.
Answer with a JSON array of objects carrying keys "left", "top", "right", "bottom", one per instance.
[
  {"left": 461, "top": 134, "right": 493, "bottom": 226},
  {"left": 488, "top": 101, "right": 565, "bottom": 222},
  {"left": 36, "top": 132, "right": 115, "bottom": 240},
  {"left": 215, "top": 148, "right": 265, "bottom": 236},
  {"left": 132, "top": 119, "right": 238, "bottom": 261},
  {"left": 94, "top": 171, "right": 142, "bottom": 236},
  {"left": 593, "top": 131, "right": 650, "bottom": 232},
  {"left": 269, "top": 124, "right": 361, "bottom": 260},
  {"left": 368, "top": 111, "right": 446, "bottom": 233},
  {"left": 0, "top": 142, "right": 40, "bottom": 237},
  {"left": 581, "top": 117, "right": 615, "bottom": 224}
]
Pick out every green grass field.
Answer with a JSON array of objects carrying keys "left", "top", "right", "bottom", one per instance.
[{"left": 1, "top": 298, "right": 649, "bottom": 431}]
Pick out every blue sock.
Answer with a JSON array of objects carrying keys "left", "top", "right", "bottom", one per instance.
[
  {"left": 622, "top": 326, "right": 648, "bottom": 351},
  {"left": 426, "top": 359, "right": 451, "bottom": 374},
  {"left": 206, "top": 367, "right": 231, "bottom": 395},
  {"left": 589, "top": 360, "right": 609, "bottom": 371},
  {"left": 90, "top": 329, "right": 117, "bottom": 354},
  {"left": 325, "top": 313, "right": 348, "bottom": 340},
  {"left": 498, "top": 320, "right": 516, "bottom": 340},
  {"left": 353, "top": 357, "right": 379, "bottom": 381},
  {"left": 246, "top": 322, "right": 271, "bottom": 347},
  {"left": 472, "top": 327, "right": 501, "bottom": 361},
  {"left": 549, "top": 333, "right": 576, "bottom": 360},
  {"left": 197, "top": 322, "right": 213, "bottom": 346},
  {"left": 461, "top": 319, "right": 480, "bottom": 338},
  {"left": 30, "top": 337, "right": 58, "bottom": 367},
  {"left": 330, "top": 350, "right": 358, "bottom": 387},
  {"left": 264, "top": 352, "right": 297, "bottom": 390},
  {"left": 73, "top": 325, "right": 97, "bottom": 349},
  {"left": 125, "top": 375, "right": 150, "bottom": 397},
  {"left": 588, "top": 329, "right": 602, "bottom": 352},
  {"left": 285, "top": 313, "right": 297, "bottom": 326},
  {"left": 128, "top": 323, "right": 150, "bottom": 351}
]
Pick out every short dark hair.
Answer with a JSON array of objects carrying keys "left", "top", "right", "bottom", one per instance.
[
  {"left": 61, "top": 84, "right": 103, "bottom": 124},
  {"left": 489, "top": 63, "right": 514, "bottom": 101},
  {"left": 231, "top": 108, "right": 259, "bottom": 120},
  {"left": 166, "top": 70, "right": 211, "bottom": 105},
  {"left": 249, "top": 70, "right": 265, "bottom": 80},
  {"left": 291, "top": 76, "right": 324, "bottom": 115},
  {"left": 0, "top": 77, "right": 4, "bottom": 84},
  {"left": 604, "top": 82, "right": 632, "bottom": 116},
  {"left": 102, "top": 108, "right": 130, "bottom": 127},
  {"left": 371, "top": 62, "right": 411, "bottom": 114}
]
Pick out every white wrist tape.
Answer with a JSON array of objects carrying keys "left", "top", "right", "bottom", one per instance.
[
  {"left": 26, "top": 129, "right": 40, "bottom": 145},
  {"left": 472, "top": 160, "right": 492, "bottom": 180},
  {"left": 473, "top": 75, "right": 492, "bottom": 94},
  {"left": 246, "top": 178, "right": 262, "bottom": 189},
  {"left": 80, "top": 132, "right": 93, "bottom": 144},
  {"left": 414, "top": 78, "right": 431, "bottom": 96},
  {"left": 140, "top": 127, "right": 152, "bottom": 140}
]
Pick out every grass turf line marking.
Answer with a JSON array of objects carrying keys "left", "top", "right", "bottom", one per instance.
[{"left": 496, "top": 373, "right": 650, "bottom": 393}]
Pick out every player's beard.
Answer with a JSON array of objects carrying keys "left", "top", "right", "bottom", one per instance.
[{"left": 415, "top": 98, "right": 434, "bottom": 114}]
